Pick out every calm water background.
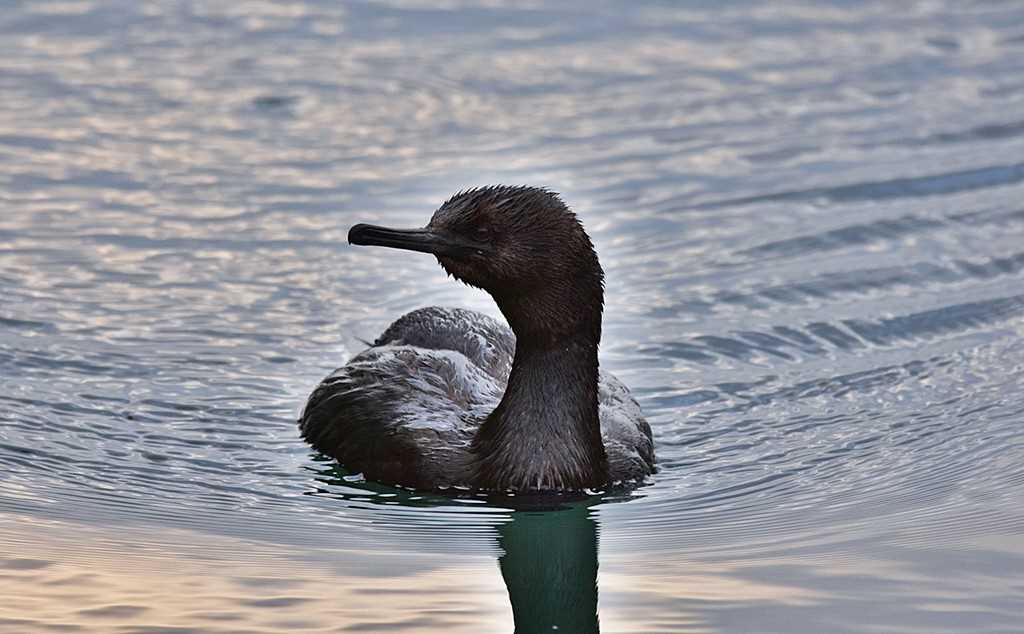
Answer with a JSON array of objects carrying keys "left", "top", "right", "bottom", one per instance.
[{"left": 2, "top": 1, "right": 1024, "bottom": 632}]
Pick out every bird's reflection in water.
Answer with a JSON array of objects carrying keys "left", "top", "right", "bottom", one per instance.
[
  {"left": 308, "top": 463, "right": 604, "bottom": 633},
  {"left": 497, "top": 498, "right": 600, "bottom": 634}
]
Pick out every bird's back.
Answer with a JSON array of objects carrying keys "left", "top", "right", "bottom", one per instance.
[
  {"left": 299, "top": 306, "right": 653, "bottom": 489},
  {"left": 299, "top": 308, "right": 510, "bottom": 488}
]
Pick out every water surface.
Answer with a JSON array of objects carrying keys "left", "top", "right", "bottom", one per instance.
[{"left": 2, "top": 1, "right": 1024, "bottom": 632}]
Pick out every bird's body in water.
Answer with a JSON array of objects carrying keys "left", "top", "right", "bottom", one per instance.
[{"left": 299, "top": 186, "right": 654, "bottom": 492}]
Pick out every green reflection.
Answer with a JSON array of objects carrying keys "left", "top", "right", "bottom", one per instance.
[
  {"left": 498, "top": 500, "right": 600, "bottom": 634},
  {"left": 309, "top": 462, "right": 619, "bottom": 632}
]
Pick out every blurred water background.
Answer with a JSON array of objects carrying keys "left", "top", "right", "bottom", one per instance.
[{"left": 2, "top": 1, "right": 1024, "bottom": 632}]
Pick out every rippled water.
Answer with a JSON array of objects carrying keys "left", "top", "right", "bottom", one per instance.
[{"left": 2, "top": 1, "right": 1024, "bottom": 632}]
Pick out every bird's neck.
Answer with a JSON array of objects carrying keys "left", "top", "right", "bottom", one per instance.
[
  {"left": 471, "top": 328, "right": 608, "bottom": 492},
  {"left": 493, "top": 282, "right": 603, "bottom": 347}
]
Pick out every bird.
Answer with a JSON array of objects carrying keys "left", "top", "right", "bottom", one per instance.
[{"left": 299, "top": 186, "right": 654, "bottom": 492}]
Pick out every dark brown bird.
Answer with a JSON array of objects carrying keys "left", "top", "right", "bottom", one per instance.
[{"left": 299, "top": 186, "right": 654, "bottom": 492}]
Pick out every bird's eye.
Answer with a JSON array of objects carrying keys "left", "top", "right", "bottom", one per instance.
[{"left": 472, "top": 226, "right": 493, "bottom": 242}]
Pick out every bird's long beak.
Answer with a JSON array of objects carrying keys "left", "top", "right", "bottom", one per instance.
[{"left": 348, "top": 224, "right": 482, "bottom": 257}]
